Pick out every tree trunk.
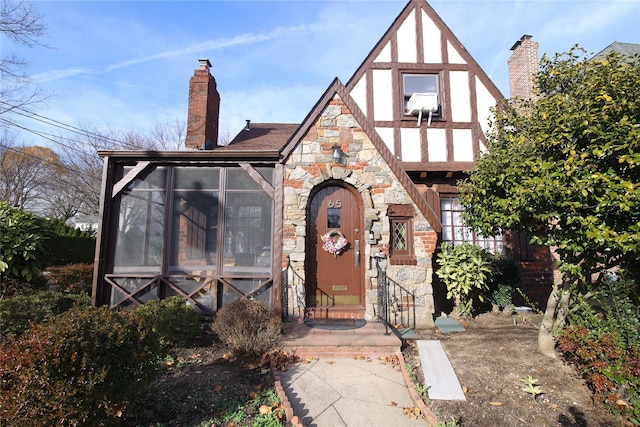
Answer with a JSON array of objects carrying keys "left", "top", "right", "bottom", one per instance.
[{"left": 538, "top": 283, "right": 559, "bottom": 358}]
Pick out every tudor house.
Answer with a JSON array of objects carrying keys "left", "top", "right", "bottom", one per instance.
[{"left": 92, "top": 0, "right": 552, "bottom": 327}]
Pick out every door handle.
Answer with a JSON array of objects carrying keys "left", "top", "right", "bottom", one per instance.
[{"left": 354, "top": 240, "right": 360, "bottom": 267}]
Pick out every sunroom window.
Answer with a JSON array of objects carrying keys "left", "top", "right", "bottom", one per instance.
[
  {"left": 169, "top": 167, "right": 220, "bottom": 272},
  {"left": 113, "top": 166, "right": 166, "bottom": 273}
]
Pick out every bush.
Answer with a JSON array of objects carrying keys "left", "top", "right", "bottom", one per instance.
[
  {"left": 133, "top": 296, "right": 202, "bottom": 349},
  {"left": 0, "top": 306, "right": 162, "bottom": 425},
  {"left": 0, "top": 274, "right": 48, "bottom": 298},
  {"left": 211, "top": 298, "right": 282, "bottom": 359},
  {"left": 436, "top": 243, "right": 494, "bottom": 317},
  {"left": 488, "top": 257, "right": 522, "bottom": 310},
  {"left": 0, "top": 290, "right": 90, "bottom": 341},
  {"left": 0, "top": 202, "right": 52, "bottom": 283},
  {"left": 47, "top": 263, "right": 94, "bottom": 294},
  {"left": 557, "top": 274, "right": 640, "bottom": 424},
  {"left": 45, "top": 235, "right": 96, "bottom": 265}
]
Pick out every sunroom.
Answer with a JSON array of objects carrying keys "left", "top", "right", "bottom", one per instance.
[{"left": 92, "top": 150, "right": 285, "bottom": 316}]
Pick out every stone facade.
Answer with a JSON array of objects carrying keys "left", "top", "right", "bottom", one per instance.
[{"left": 282, "top": 94, "right": 437, "bottom": 327}]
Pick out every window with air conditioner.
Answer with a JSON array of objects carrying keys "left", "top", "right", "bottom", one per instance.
[{"left": 403, "top": 73, "right": 440, "bottom": 118}]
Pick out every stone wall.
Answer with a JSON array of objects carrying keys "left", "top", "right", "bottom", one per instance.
[{"left": 283, "top": 94, "right": 437, "bottom": 327}]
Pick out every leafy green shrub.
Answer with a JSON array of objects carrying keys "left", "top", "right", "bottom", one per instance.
[
  {"left": 0, "top": 202, "right": 52, "bottom": 283},
  {"left": 436, "top": 243, "right": 494, "bottom": 317},
  {"left": 211, "top": 298, "right": 282, "bottom": 359},
  {"left": 47, "top": 263, "right": 94, "bottom": 294},
  {"left": 0, "top": 290, "right": 90, "bottom": 341},
  {"left": 488, "top": 257, "right": 522, "bottom": 310},
  {"left": 557, "top": 274, "right": 640, "bottom": 424},
  {"left": 0, "top": 306, "right": 162, "bottom": 425},
  {"left": 134, "top": 296, "right": 202, "bottom": 349}
]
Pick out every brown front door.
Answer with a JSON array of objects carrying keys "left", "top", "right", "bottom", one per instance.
[{"left": 306, "top": 184, "right": 363, "bottom": 307}]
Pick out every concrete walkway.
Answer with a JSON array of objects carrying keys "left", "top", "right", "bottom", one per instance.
[{"left": 279, "top": 357, "right": 429, "bottom": 427}]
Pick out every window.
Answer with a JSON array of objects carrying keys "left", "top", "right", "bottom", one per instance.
[
  {"left": 403, "top": 73, "right": 440, "bottom": 116},
  {"left": 388, "top": 204, "right": 416, "bottom": 265},
  {"left": 113, "top": 166, "right": 167, "bottom": 273},
  {"left": 440, "top": 196, "right": 503, "bottom": 254},
  {"left": 223, "top": 168, "right": 274, "bottom": 273},
  {"left": 169, "top": 167, "right": 220, "bottom": 271}
]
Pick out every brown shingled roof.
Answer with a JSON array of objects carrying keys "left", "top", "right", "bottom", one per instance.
[{"left": 222, "top": 123, "right": 299, "bottom": 152}]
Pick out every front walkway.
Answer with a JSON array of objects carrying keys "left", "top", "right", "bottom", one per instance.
[{"left": 278, "top": 357, "right": 429, "bottom": 426}]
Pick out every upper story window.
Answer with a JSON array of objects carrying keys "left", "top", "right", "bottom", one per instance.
[
  {"left": 440, "top": 196, "right": 504, "bottom": 254},
  {"left": 403, "top": 73, "right": 440, "bottom": 118}
]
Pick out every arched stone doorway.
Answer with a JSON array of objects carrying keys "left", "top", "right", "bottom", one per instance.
[{"left": 305, "top": 181, "right": 364, "bottom": 313}]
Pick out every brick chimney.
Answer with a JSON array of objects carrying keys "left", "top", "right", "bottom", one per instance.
[
  {"left": 508, "top": 35, "right": 539, "bottom": 104},
  {"left": 186, "top": 58, "right": 220, "bottom": 150}
]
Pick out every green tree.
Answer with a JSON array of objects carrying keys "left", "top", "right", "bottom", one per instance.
[{"left": 459, "top": 47, "right": 640, "bottom": 356}]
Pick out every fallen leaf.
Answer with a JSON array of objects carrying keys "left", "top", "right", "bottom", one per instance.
[
  {"left": 259, "top": 405, "right": 272, "bottom": 415},
  {"left": 390, "top": 401, "right": 398, "bottom": 407},
  {"left": 616, "top": 399, "right": 629, "bottom": 407},
  {"left": 325, "top": 360, "right": 334, "bottom": 365},
  {"left": 214, "top": 385, "right": 223, "bottom": 392},
  {"left": 402, "top": 406, "right": 423, "bottom": 420},
  {"left": 249, "top": 391, "right": 259, "bottom": 399},
  {"left": 463, "top": 386, "right": 473, "bottom": 393}
]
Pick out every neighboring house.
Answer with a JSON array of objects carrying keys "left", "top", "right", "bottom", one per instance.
[
  {"left": 92, "top": 0, "right": 551, "bottom": 327},
  {"left": 593, "top": 41, "right": 640, "bottom": 60}
]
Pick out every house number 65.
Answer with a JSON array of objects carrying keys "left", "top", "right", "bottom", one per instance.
[{"left": 328, "top": 200, "right": 342, "bottom": 208}]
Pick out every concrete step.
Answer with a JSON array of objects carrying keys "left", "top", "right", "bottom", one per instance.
[
  {"left": 305, "top": 306, "right": 365, "bottom": 320},
  {"left": 280, "top": 319, "right": 401, "bottom": 358}
]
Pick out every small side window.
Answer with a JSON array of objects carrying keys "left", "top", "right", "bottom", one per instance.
[{"left": 388, "top": 205, "right": 417, "bottom": 265}]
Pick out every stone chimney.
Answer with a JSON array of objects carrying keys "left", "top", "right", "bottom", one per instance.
[
  {"left": 186, "top": 58, "right": 220, "bottom": 150},
  {"left": 508, "top": 35, "right": 539, "bottom": 104}
]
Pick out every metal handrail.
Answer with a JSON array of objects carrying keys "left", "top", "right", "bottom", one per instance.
[{"left": 374, "top": 255, "right": 416, "bottom": 333}]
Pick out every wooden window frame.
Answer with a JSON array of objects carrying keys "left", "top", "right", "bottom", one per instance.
[
  {"left": 440, "top": 195, "right": 504, "bottom": 254},
  {"left": 388, "top": 204, "right": 417, "bottom": 265},
  {"left": 400, "top": 71, "right": 443, "bottom": 121}
]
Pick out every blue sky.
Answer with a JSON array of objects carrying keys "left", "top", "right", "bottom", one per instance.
[{"left": 7, "top": 0, "right": 640, "bottom": 148}]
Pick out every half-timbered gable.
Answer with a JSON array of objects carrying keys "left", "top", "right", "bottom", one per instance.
[{"left": 345, "top": 0, "right": 503, "bottom": 172}]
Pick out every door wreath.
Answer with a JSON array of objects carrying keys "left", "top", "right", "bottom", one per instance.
[{"left": 321, "top": 230, "right": 349, "bottom": 257}]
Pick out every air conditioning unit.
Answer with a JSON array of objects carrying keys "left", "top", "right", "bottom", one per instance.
[{"left": 407, "top": 92, "right": 438, "bottom": 126}]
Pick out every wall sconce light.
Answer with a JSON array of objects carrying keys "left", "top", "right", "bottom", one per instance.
[{"left": 331, "top": 144, "right": 342, "bottom": 162}]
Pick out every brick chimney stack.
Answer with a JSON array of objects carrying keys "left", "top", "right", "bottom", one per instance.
[
  {"left": 186, "top": 58, "right": 220, "bottom": 150},
  {"left": 508, "top": 35, "right": 539, "bottom": 104}
]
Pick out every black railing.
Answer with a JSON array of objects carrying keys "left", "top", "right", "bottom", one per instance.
[
  {"left": 387, "top": 278, "right": 416, "bottom": 330},
  {"left": 374, "top": 254, "right": 390, "bottom": 335},
  {"left": 374, "top": 255, "right": 416, "bottom": 333},
  {"left": 282, "top": 256, "right": 306, "bottom": 321}
]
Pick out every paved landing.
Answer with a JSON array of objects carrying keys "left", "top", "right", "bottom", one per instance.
[
  {"left": 434, "top": 317, "right": 466, "bottom": 333},
  {"left": 417, "top": 340, "right": 466, "bottom": 401},
  {"left": 280, "top": 357, "right": 428, "bottom": 427}
]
